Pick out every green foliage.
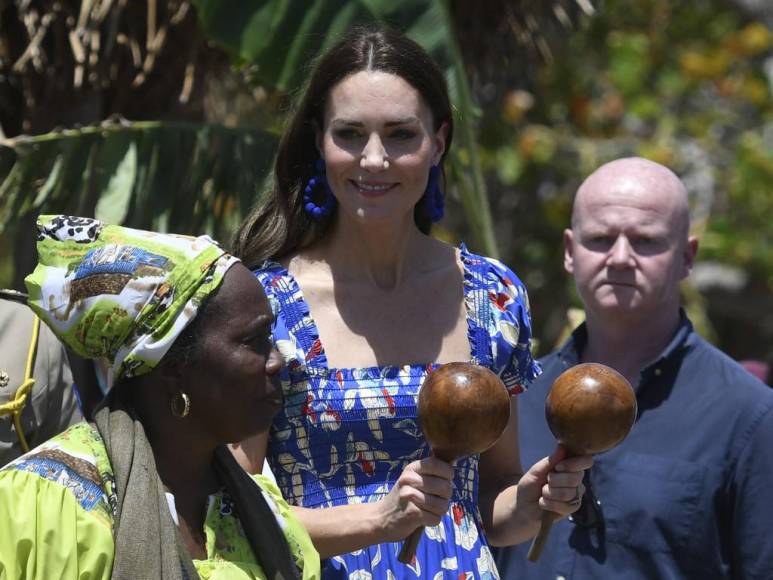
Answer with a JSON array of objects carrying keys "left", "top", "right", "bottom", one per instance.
[
  {"left": 482, "top": 0, "right": 773, "bottom": 359},
  {"left": 0, "top": 122, "right": 277, "bottom": 286},
  {"left": 193, "top": 0, "right": 451, "bottom": 91}
]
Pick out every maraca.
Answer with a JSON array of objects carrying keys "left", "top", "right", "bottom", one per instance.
[
  {"left": 397, "top": 362, "right": 511, "bottom": 564},
  {"left": 527, "top": 362, "right": 637, "bottom": 561}
]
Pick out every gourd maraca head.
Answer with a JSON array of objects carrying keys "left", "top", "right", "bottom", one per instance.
[
  {"left": 418, "top": 362, "right": 511, "bottom": 461},
  {"left": 545, "top": 362, "right": 637, "bottom": 455}
]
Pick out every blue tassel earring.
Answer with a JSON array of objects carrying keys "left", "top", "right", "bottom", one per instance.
[
  {"left": 423, "top": 165, "right": 444, "bottom": 222},
  {"left": 303, "top": 159, "right": 337, "bottom": 220}
]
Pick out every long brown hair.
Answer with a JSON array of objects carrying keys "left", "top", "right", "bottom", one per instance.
[{"left": 232, "top": 25, "right": 454, "bottom": 268}]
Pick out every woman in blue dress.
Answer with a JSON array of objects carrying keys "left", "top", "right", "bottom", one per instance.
[{"left": 231, "top": 26, "right": 592, "bottom": 579}]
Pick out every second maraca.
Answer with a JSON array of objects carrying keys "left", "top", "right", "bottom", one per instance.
[{"left": 527, "top": 362, "right": 637, "bottom": 561}]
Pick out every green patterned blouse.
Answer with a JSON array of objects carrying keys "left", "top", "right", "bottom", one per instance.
[{"left": 0, "top": 423, "right": 320, "bottom": 579}]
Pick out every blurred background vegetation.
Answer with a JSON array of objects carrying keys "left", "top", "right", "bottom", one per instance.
[{"left": 1, "top": 0, "right": 771, "bottom": 370}]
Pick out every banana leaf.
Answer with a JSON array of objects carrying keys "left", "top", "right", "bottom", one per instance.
[{"left": 0, "top": 122, "right": 277, "bottom": 286}]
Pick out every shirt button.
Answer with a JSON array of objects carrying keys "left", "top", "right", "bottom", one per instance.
[
  {"left": 557, "top": 576, "right": 566, "bottom": 580},
  {"left": 654, "top": 368, "right": 662, "bottom": 376}
]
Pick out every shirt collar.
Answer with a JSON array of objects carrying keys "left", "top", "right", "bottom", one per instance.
[
  {"left": 557, "top": 309, "right": 694, "bottom": 379},
  {"left": 640, "top": 309, "right": 693, "bottom": 380}
]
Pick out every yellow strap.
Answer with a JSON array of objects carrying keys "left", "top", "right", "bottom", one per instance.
[{"left": 0, "top": 314, "right": 40, "bottom": 452}]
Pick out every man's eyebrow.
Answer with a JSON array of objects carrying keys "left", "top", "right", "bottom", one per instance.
[{"left": 579, "top": 224, "right": 613, "bottom": 233}]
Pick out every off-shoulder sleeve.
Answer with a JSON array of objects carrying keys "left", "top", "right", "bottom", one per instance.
[
  {"left": 0, "top": 468, "right": 114, "bottom": 579},
  {"left": 464, "top": 251, "right": 541, "bottom": 395},
  {"left": 253, "top": 263, "right": 311, "bottom": 380},
  {"left": 253, "top": 263, "right": 283, "bottom": 318}
]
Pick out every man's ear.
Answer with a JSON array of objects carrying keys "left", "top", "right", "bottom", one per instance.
[
  {"left": 682, "top": 236, "right": 699, "bottom": 279},
  {"left": 564, "top": 229, "right": 575, "bottom": 274}
]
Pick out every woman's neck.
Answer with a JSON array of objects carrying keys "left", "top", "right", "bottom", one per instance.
[
  {"left": 319, "top": 214, "right": 430, "bottom": 290},
  {"left": 153, "top": 438, "right": 218, "bottom": 500},
  {"left": 137, "top": 406, "right": 220, "bottom": 501},
  {"left": 126, "top": 383, "right": 220, "bottom": 560}
]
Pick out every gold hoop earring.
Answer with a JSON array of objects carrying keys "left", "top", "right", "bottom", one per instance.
[{"left": 171, "top": 391, "right": 191, "bottom": 418}]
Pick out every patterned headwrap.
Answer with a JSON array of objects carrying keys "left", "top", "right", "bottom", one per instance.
[{"left": 25, "top": 215, "right": 240, "bottom": 381}]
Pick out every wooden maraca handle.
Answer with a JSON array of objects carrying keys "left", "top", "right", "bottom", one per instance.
[
  {"left": 398, "top": 448, "right": 455, "bottom": 564},
  {"left": 528, "top": 446, "right": 578, "bottom": 562},
  {"left": 397, "top": 527, "right": 423, "bottom": 564},
  {"left": 527, "top": 510, "right": 560, "bottom": 561}
]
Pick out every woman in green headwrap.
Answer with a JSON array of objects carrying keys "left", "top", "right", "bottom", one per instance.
[{"left": 0, "top": 215, "right": 320, "bottom": 580}]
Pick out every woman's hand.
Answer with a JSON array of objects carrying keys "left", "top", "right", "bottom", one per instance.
[
  {"left": 375, "top": 457, "right": 454, "bottom": 542},
  {"left": 517, "top": 445, "right": 593, "bottom": 521},
  {"left": 290, "top": 456, "right": 454, "bottom": 557}
]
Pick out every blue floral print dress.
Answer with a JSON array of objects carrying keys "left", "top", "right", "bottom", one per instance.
[{"left": 255, "top": 246, "right": 541, "bottom": 579}]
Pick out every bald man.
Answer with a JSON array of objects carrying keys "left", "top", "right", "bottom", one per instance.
[{"left": 493, "top": 158, "right": 773, "bottom": 579}]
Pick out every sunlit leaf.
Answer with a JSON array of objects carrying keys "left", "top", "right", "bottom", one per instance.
[{"left": 94, "top": 141, "right": 137, "bottom": 224}]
